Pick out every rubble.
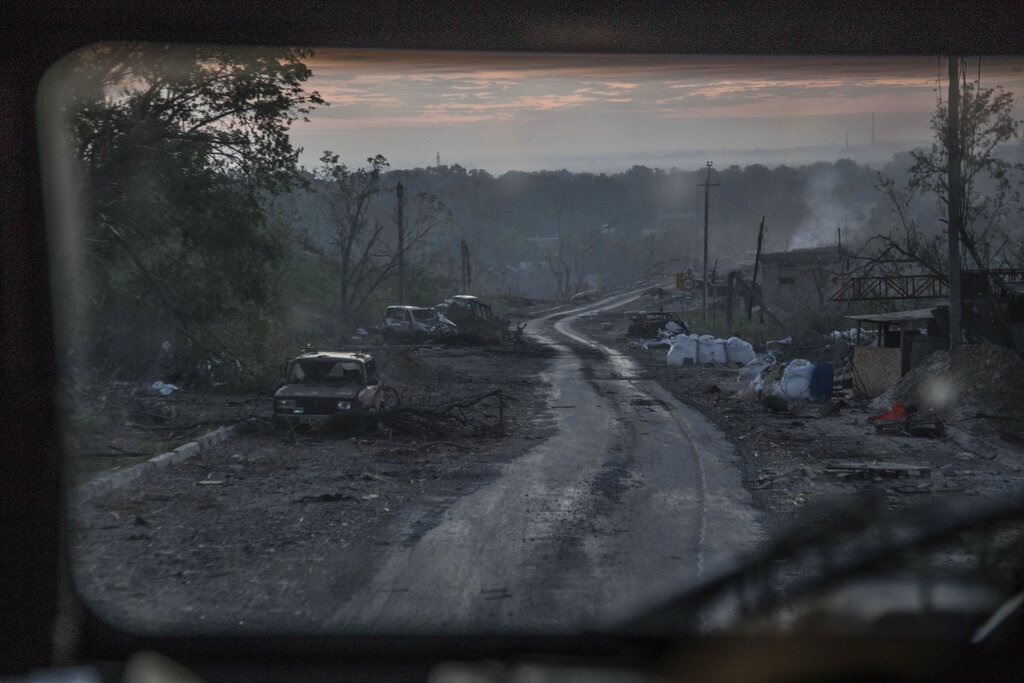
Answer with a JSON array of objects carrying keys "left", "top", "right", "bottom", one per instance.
[
  {"left": 626, "top": 311, "right": 688, "bottom": 339},
  {"left": 871, "top": 343, "right": 1024, "bottom": 437},
  {"left": 571, "top": 307, "right": 1024, "bottom": 543}
]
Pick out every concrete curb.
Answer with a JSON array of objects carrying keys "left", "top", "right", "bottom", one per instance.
[{"left": 75, "top": 420, "right": 255, "bottom": 501}]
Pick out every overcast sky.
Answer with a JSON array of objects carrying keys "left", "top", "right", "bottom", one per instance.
[{"left": 289, "top": 51, "right": 1024, "bottom": 175}]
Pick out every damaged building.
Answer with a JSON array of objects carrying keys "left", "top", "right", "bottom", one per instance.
[
  {"left": 759, "top": 245, "right": 853, "bottom": 325},
  {"left": 832, "top": 268, "right": 1024, "bottom": 397}
]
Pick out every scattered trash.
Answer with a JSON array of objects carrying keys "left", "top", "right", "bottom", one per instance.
[
  {"left": 865, "top": 402, "right": 944, "bottom": 436},
  {"left": 873, "top": 418, "right": 945, "bottom": 438},
  {"left": 665, "top": 320, "right": 686, "bottom": 335},
  {"left": 150, "top": 381, "right": 179, "bottom": 396},
  {"left": 738, "top": 353, "right": 776, "bottom": 387},
  {"left": 870, "top": 343, "right": 1024, "bottom": 431},
  {"left": 759, "top": 358, "right": 814, "bottom": 399},
  {"left": 869, "top": 402, "right": 909, "bottom": 422},
  {"left": 627, "top": 311, "right": 688, "bottom": 339},
  {"left": 825, "top": 461, "right": 931, "bottom": 479},
  {"left": 643, "top": 337, "right": 674, "bottom": 351},
  {"left": 738, "top": 355, "right": 834, "bottom": 403}
]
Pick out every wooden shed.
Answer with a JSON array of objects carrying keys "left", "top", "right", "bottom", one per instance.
[{"left": 844, "top": 308, "right": 941, "bottom": 397}]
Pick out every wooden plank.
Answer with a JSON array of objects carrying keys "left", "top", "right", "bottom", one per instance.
[
  {"left": 825, "top": 461, "right": 931, "bottom": 479},
  {"left": 853, "top": 346, "right": 901, "bottom": 397}
]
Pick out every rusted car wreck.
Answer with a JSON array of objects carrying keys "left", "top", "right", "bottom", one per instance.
[{"left": 273, "top": 350, "right": 383, "bottom": 428}]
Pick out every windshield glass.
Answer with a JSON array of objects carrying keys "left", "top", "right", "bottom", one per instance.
[
  {"left": 41, "top": 46, "right": 1024, "bottom": 639},
  {"left": 290, "top": 359, "right": 362, "bottom": 383},
  {"left": 411, "top": 308, "right": 440, "bottom": 323}
]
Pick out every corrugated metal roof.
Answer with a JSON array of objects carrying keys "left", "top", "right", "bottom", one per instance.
[{"left": 844, "top": 307, "right": 937, "bottom": 324}]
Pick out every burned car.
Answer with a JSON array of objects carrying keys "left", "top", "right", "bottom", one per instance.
[
  {"left": 381, "top": 305, "right": 457, "bottom": 342},
  {"left": 272, "top": 350, "right": 383, "bottom": 428},
  {"left": 436, "top": 294, "right": 510, "bottom": 343},
  {"left": 625, "top": 310, "right": 689, "bottom": 338}
]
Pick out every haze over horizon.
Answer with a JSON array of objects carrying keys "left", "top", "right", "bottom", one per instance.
[{"left": 290, "top": 51, "right": 1024, "bottom": 175}]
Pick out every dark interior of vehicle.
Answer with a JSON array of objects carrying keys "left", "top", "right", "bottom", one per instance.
[{"left": 4, "top": 3, "right": 1024, "bottom": 681}]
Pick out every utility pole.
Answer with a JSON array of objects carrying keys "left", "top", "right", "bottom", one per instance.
[
  {"left": 396, "top": 182, "right": 406, "bottom": 303},
  {"left": 947, "top": 57, "right": 963, "bottom": 349},
  {"left": 697, "top": 161, "right": 719, "bottom": 323},
  {"left": 460, "top": 239, "right": 471, "bottom": 292},
  {"left": 748, "top": 216, "right": 765, "bottom": 322}
]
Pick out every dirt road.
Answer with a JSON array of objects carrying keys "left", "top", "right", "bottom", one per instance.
[
  {"left": 70, "top": 296, "right": 761, "bottom": 635},
  {"left": 69, "top": 289, "right": 1024, "bottom": 635},
  {"left": 327, "top": 297, "right": 761, "bottom": 633}
]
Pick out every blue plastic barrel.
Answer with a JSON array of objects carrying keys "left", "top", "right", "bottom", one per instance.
[{"left": 810, "top": 362, "right": 834, "bottom": 399}]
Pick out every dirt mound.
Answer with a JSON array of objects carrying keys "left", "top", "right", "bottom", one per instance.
[{"left": 872, "top": 343, "right": 1024, "bottom": 432}]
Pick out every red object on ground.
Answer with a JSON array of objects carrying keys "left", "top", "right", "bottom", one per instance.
[{"left": 869, "top": 402, "right": 907, "bottom": 422}]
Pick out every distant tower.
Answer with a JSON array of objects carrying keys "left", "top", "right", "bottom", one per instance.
[
  {"left": 871, "top": 112, "right": 876, "bottom": 145},
  {"left": 436, "top": 151, "right": 441, "bottom": 168}
]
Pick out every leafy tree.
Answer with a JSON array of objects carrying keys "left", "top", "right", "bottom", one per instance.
[
  {"left": 65, "top": 43, "right": 324, "bottom": 381},
  {"left": 867, "top": 61, "right": 1024, "bottom": 274}
]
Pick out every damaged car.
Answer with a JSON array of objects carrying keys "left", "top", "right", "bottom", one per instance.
[
  {"left": 381, "top": 305, "right": 457, "bottom": 343},
  {"left": 625, "top": 310, "right": 689, "bottom": 339},
  {"left": 436, "top": 294, "right": 510, "bottom": 343},
  {"left": 272, "top": 350, "right": 383, "bottom": 428}
]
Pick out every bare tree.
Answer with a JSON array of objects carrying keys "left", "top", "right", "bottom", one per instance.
[
  {"left": 313, "top": 152, "right": 453, "bottom": 323},
  {"left": 548, "top": 237, "right": 575, "bottom": 302},
  {"left": 867, "top": 60, "right": 1024, "bottom": 273}
]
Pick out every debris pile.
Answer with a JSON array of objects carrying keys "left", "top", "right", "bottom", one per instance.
[
  {"left": 626, "top": 311, "right": 688, "bottom": 341},
  {"left": 303, "top": 346, "right": 522, "bottom": 437},
  {"left": 871, "top": 343, "right": 1024, "bottom": 436}
]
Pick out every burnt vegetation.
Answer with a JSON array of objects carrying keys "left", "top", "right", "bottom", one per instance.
[{"left": 310, "top": 387, "right": 512, "bottom": 437}]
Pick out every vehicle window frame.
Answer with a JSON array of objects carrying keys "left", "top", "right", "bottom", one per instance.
[{"left": 7, "top": 2, "right": 1018, "bottom": 675}]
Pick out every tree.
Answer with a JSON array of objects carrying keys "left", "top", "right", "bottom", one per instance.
[
  {"left": 312, "top": 152, "right": 453, "bottom": 324},
  {"left": 66, "top": 43, "right": 324, "bottom": 380},
  {"left": 547, "top": 237, "right": 576, "bottom": 303},
  {"left": 867, "top": 59, "right": 1024, "bottom": 274}
]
